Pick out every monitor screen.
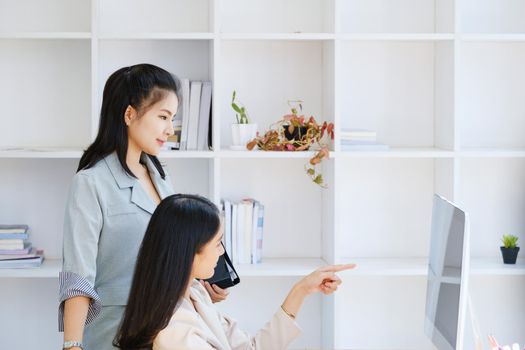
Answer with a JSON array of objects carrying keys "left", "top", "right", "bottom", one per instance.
[{"left": 425, "top": 194, "right": 470, "bottom": 350}]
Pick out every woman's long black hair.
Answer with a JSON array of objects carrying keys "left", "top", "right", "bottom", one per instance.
[
  {"left": 113, "top": 194, "right": 221, "bottom": 350},
  {"left": 78, "top": 63, "right": 180, "bottom": 179}
]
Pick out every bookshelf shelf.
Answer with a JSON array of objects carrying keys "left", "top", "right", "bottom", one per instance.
[
  {"left": 218, "top": 150, "right": 336, "bottom": 159},
  {"left": 159, "top": 151, "right": 215, "bottom": 159},
  {"left": 0, "top": 149, "right": 217, "bottom": 159},
  {"left": 0, "top": 149, "right": 346, "bottom": 160},
  {"left": 220, "top": 33, "right": 335, "bottom": 41},
  {"left": 0, "top": 258, "right": 60, "bottom": 278},
  {"left": 457, "top": 148, "right": 525, "bottom": 158},
  {"left": 460, "top": 34, "right": 525, "bottom": 42},
  {"left": 336, "top": 258, "right": 525, "bottom": 276},
  {"left": 0, "top": 148, "right": 84, "bottom": 159},
  {"left": 0, "top": 149, "right": 342, "bottom": 160},
  {"left": 5, "top": 258, "right": 522, "bottom": 280},
  {"left": 471, "top": 258, "right": 525, "bottom": 276},
  {"left": 338, "top": 33, "right": 454, "bottom": 41},
  {"left": 1, "top": 258, "right": 333, "bottom": 279},
  {"left": 0, "top": 32, "right": 91, "bottom": 39},
  {"left": 0, "top": 148, "right": 475, "bottom": 160},
  {"left": 1, "top": 0, "right": 525, "bottom": 348},
  {"left": 98, "top": 33, "right": 214, "bottom": 40}
]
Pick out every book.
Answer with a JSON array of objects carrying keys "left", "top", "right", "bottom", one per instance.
[
  {"left": 207, "top": 103, "right": 213, "bottom": 150},
  {"left": 197, "top": 81, "right": 212, "bottom": 151},
  {"left": 241, "top": 199, "right": 253, "bottom": 264},
  {"left": 179, "top": 78, "right": 191, "bottom": 150},
  {"left": 250, "top": 201, "right": 260, "bottom": 264},
  {"left": 236, "top": 202, "right": 246, "bottom": 264},
  {"left": 231, "top": 203, "right": 238, "bottom": 264},
  {"left": 255, "top": 204, "right": 264, "bottom": 264},
  {"left": 0, "top": 238, "right": 24, "bottom": 244},
  {"left": 0, "top": 249, "right": 44, "bottom": 268},
  {"left": 186, "top": 80, "right": 203, "bottom": 150},
  {"left": 0, "top": 224, "right": 28, "bottom": 234},
  {"left": 0, "top": 232, "right": 29, "bottom": 240},
  {"left": 0, "top": 240, "right": 25, "bottom": 250},
  {"left": 222, "top": 199, "right": 232, "bottom": 258},
  {"left": 220, "top": 198, "right": 265, "bottom": 265},
  {"left": 0, "top": 242, "right": 31, "bottom": 255},
  {"left": 0, "top": 248, "right": 41, "bottom": 261}
]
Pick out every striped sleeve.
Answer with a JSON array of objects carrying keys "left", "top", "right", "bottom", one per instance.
[{"left": 58, "top": 271, "right": 102, "bottom": 332}]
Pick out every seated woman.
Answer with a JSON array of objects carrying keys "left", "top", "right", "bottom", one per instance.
[{"left": 114, "top": 194, "right": 354, "bottom": 350}]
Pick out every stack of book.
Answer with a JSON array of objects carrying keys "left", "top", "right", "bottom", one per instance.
[
  {"left": 221, "top": 199, "right": 264, "bottom": 265},
  {"left": 341, "top": 128, "right": 389, "bottom": 151},
  {"left": 163, "top": 79, "right": 213, "bottom": 151},
  {"left": 0, "top": 224, "right": 44, "bottom": 268}
]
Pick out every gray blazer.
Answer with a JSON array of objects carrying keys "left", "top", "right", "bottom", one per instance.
[{"left": 59, "top": 152, "right": 174, "bottom": 349}]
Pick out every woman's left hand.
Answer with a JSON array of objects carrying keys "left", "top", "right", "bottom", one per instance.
[{"left": 202, "top": 280, "right": 230, "bottom": 303}]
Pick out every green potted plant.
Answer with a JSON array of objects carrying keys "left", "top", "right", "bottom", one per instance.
[
  {"left": 500, "top": 234, "right": 520, "bottom": 264},
  {"left": 230, "top": 90, "right": 257, "bottom": 150},
  {"left": 247, "top": 100, "right": 334, "bottom": 187}
]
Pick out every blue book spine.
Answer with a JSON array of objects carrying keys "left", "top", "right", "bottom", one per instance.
[{"left": 0, "top": 233, "right": 29, "bottom": 240}]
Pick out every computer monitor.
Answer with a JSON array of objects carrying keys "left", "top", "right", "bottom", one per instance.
[{"left": 425, "top": 194, "right": 471, "bottom": 350}]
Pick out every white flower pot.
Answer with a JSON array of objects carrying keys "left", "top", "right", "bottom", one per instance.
[{"left": 231, "top": 123, "right": 257, "bottom": 149}]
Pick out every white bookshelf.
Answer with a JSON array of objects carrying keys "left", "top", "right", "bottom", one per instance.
[
  {"left": 0, "top": 0, "right": 524, "bottom": 349},
  {"left": 2, "top": 258, "right": 523, "bottom": 279}
]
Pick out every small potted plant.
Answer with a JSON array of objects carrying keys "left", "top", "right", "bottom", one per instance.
[
  {"left": 230, "top": 90, "right": 257, "bottom": 150},
  {"left": 247, "top": 100, "right": 334, "bottom": 187},
  {"left": 500, "top": 234, "right": 520, "bottom": 264}
]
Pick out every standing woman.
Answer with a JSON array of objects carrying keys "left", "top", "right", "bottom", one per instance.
[{"left": 59, "top": 64, "right": 227, "bottom": 350}]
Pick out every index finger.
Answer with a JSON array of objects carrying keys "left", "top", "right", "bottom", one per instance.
[{"left": 319, "top": 263, "right": 356, "bottom": 273}]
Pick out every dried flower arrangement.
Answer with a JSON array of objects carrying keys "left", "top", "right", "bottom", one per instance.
[{"left": 247, "top": 100, "right": 334, "bottom": 187}]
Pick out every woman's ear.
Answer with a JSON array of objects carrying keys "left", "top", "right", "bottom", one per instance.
[{"left": 124, "top": 105, "right": 136, "bottom": 126}]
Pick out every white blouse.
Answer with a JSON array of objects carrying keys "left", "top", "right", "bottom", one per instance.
[{"left": 154, "top": 280, "right": 302, "bottom": 350}]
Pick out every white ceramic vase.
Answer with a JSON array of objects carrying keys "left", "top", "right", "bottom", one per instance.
[{"left": 231, "top": 123, "right": 258, "bottom": 150}]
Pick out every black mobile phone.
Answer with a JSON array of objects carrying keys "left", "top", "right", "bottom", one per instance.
[{"left": 204, "top": 247, "right": 240, "bottom": 289}]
